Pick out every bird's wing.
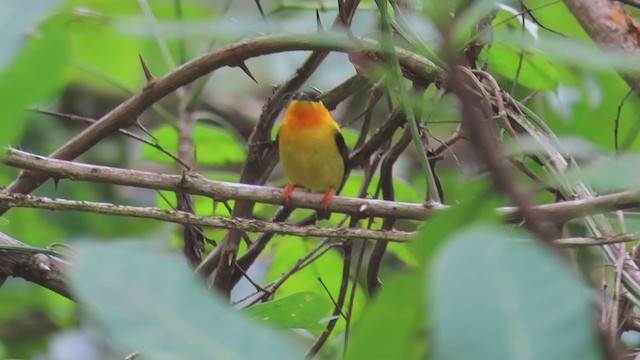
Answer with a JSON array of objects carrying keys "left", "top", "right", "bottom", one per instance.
[{"left": 335, "top": 131, "right": 350, "bottom": 194}]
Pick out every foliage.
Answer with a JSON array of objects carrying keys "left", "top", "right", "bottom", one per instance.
[{"left": 1, "top": 0, "right": 639, "bottom": 359}]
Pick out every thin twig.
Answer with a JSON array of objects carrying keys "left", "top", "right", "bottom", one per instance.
[
  {"left": 307, "top": 242, "right": 352, "bottom": 358},
  {"left": 615, "top": 88, "right": 634, "bottom": 153},
  {"left": 30, "top": 109, "right": 190, "bottom": 169}
]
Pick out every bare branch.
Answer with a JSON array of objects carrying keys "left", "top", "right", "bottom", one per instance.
[
  {"left": 0, "top": 232, "right": 70, "bottom": 299},
  {"left": 563, "top": 0, "right": 640, "bottom": 93},
  {"left": 0, "top": 193, "right": 414, "bottom": 242},
  {"left": 9, "top": 148, "right": 640, "bottom": 226}
]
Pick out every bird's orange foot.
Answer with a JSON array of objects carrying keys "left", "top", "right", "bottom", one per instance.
[
  {"left": 283, "top": 184, "right": 304, "bottom": 204},
  {"left": 322, "top": 187, "right": 336, "bottom": 210}
]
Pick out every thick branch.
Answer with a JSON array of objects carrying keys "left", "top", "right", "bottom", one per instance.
[
  {"left": 0, "top": 232, "right": 70, "bottom": 299},
  {"left": 563, "top": 0, "right": 640, "bottom": 91}
]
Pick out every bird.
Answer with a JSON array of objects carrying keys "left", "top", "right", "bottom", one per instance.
[{"left": 276, "top": 90, "right": 349, "bottom": 217}]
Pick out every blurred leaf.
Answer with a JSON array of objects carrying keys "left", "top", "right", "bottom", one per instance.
[
  {"left": 505, "top": 135, "right": 601, "bottom": 161},
  {"left": 410, "top": 180, "right": 499, "bottom": 265},
  {"left": 386, "top": 242, "right": 419, "bottom": 267},
  {"left": 453, "top": 0, "right": 516, "bottom": 47},
  {"left": 346, "top": 271, "right": 426, "bottom": 360},
  {"left": 483, "top": 43, "right": 558, "bottom": 90},
  {"left": 244, "top": 291, "right": 332, "bottom": 331},
  {"left": 340, "top": 128, "right": 359, "bottom": 149},
  {"left": 62, "top": 0, "right": 214, "bottom": 90},
  {"left": 0, "top": 0, "right": 61, "bottom": 69},
  {"left": 430, "top": 226, "right": 601, "bottom": 360},
  {"left": 0, "top": 17, "right": 68, "bottom": 146},
  {"left": 561, "top": 154, "right": 640, "bottom": 192},
  {"left": 497, "top": 31, "right": 640, "bottom": 72},
  {"left": 143, "top": 124, "right": 246, "bottom": 165},
  {"left": 193, "top": 125, "right": 247, "bottom": 165},
  {"left": 69, "top": 241, "right": 302, "bottom": 359}
]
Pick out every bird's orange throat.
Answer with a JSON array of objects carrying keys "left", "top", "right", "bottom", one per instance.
[{"left": 282, "top": 100, "right": 328, "bottom": 131}]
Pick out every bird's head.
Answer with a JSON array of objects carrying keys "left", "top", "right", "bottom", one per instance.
[
  {"left": 283, "top": 89, "right": 331, "bottom": 129},
  {"left": 291, "top": 89, "right": 322, "bottom": 102}
]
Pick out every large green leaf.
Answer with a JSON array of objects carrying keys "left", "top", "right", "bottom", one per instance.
[
  {"left": 68, "top": 241, "right": 302, "bottom": 360},
  {"left": 244, "top": 291, "right": 332, "bottom": 332},
  {"left": 429, "top": 227, "right": 601, "bottom": 360}
]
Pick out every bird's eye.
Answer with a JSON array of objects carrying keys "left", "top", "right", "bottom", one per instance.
[
  {"left": 292, "top": 91, "right": 304, "bottom": 100},
  {"left": 291, "top": 90, "right": 322, "bottom": 102},
  {"left": 308, "top": 91, "right": 321, "bottom": 101}
]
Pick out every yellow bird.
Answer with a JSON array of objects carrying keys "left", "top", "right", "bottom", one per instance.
[{"left": 277, "top": 90, "right": 349, "bottom": 213}]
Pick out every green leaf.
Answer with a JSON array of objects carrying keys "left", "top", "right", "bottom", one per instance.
[
  {"left": 244, "top": 291, "right": 332, "bottom": 332},
  {"left": 142, "top": 124, "right": 246, "bottom": 165},
  {"left": 69, "top": 241, "right": 302, "bottom": 360},
  {"left": 429, "top": 226, "right": 601, "bottom": 360},
  {"left": 346, "top": 271, "right": 426, "bottom": 360}
]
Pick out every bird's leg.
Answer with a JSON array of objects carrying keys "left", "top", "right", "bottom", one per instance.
[
  {"left": 322, "top": 187, "right": 336, "bottom": 210},
  {"left": 283, "top": 184, "right": 304, "bottom": 204}
]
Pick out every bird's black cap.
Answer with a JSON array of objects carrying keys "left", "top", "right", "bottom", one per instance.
[{"left": 292, "top": 89, "right": 322, "bottom": 102}]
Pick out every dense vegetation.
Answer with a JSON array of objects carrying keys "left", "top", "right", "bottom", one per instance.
[{"left": 2, "top": 0, "right": 640, "bottom": 359}]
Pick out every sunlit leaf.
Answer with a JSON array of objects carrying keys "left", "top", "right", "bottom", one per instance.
[
  {"left": 142, "top": 124, "right": 246, "bottom": 165},
  {"left": 69, "top": 241, "right": 302, "bottom": 359},
  {"left": 244, "top": 291, "right": 332, "bottom": 331},
  {"left": 483, "top": 43, "right": 558, "bottom": 90},
  {"left": 430, "top": 226, "right": 601, "bottom": 360}
]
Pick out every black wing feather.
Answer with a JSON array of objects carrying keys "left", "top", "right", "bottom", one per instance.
[{"left": 335, "top": 131, "right": 350, "bottom": 195}]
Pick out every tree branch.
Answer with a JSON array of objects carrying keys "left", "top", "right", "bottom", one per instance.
[
  {"left": 563, "top": 0, "right": 640, "bottom": 93},
  {"left": 7, "top": 147, "right": 640, "bottom": 226},
  {"left": 0, "top": 232, "right": 70, "bottom": 299},
  {"left": 0, "top": 193, "right": 414, "bottom": 242}
]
